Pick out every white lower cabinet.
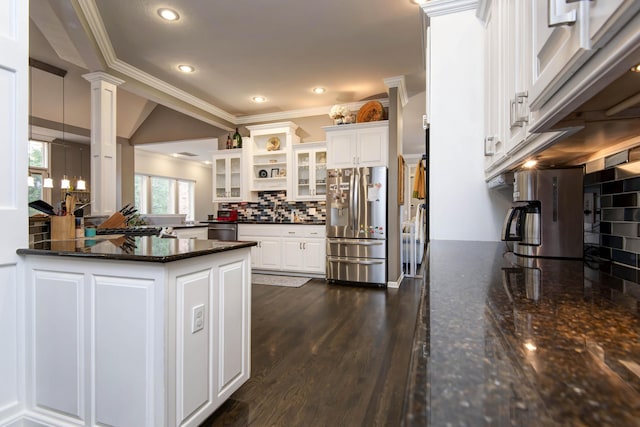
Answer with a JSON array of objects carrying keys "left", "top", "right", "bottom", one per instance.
[
  {"left": 21, "top": 248, "right": 251, "bottom": 427},
  {"left": 238, "top": 224, "right": 326, "bottom": 275}
]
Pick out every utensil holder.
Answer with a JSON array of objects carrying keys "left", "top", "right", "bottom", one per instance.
[{"left": 51, "top": 215, "right": 76, "bottom": 240}]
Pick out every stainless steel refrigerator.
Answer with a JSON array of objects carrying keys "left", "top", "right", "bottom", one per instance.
[{"left": 326, "top": 166, "right": 387, "bottom": 285}]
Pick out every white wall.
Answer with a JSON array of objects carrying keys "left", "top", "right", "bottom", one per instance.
[
  {"left": 428, "top": 9, "right": 511, "bottom": 242},
  {"left": 135, "top": 150, "right": 215, "bottom": 221}
]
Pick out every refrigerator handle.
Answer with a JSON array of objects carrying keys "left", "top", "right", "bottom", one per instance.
[
  {"left": 353, "top": 168, "right": 360, "bottom": 232},
  {"left": 349, "top": 169, "right": 357, "bottom": 232}
]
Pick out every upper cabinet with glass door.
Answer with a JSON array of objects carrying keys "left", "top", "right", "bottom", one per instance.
[
  {"left": 212, "top": 148, "right": 244, "bottom": 202},
  {"left": 293, "top": 142, "right": 327, "bottom": 201}
]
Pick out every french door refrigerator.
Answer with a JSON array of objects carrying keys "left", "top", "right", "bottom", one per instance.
[{"left": 326, "top": 166, "right": 387, "bottom": 286}]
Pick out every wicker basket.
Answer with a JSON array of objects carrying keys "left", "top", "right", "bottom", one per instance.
[{"left": 356, "top": 101, "right": 385, "bottom": 123}]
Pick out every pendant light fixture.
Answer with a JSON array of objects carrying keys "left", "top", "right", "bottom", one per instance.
[
  {"left": 59, "top": 72, "right": 69, "bottom": 190},
  {"left": 76, "top": 147, "right": 86, "bottom": 190}
]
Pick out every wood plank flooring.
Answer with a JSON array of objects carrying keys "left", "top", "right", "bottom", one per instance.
[{"left": 201, "top": 277, "right": 423, "bottom": 427}]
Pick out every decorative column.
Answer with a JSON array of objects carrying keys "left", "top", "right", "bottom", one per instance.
[{"left": 82, "top": 72, "right": 124, "bottom": 216}]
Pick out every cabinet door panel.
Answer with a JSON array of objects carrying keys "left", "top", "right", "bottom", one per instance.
[
  {"left": 357, "top": 128, "right": 387, "bottom": 167},
  {"left": 588, "top": 0, "right": 640, "bottom": 49},
  {"left": 216, "top": 260, "right": 247, "bottom": 397},
  {"left": 303, "top": 240, "right": 326, "bottom": 273},
  {"left": 530, "top": 0, "right": 591, "bottom": 110},
  {"left": 259, "top": 239, "right": 281, "bottom": 269},
  {"left": 327, "top": 132, "right": 357, "bottom": 168},
  {"left": 282, "top": 239, "right": 304, "bottom": 270}
]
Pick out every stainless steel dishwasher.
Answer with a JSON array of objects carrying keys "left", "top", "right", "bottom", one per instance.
[{"left": 207, "top": 222, "right": 238, "bottom": 240}]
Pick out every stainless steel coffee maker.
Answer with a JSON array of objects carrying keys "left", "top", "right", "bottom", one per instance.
[{"left": 501, "top": 168, "right": 583, "bottom": 258}]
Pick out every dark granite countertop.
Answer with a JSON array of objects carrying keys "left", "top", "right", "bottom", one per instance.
[
  {"left": 199, "top": 220, "right": 325, "bottom": 225},
  {"left": 17, "top": 236, "right": 256, "bottom": 263},
  {"left": 403, "top": 240, "right": 640, "bottom": 427}
]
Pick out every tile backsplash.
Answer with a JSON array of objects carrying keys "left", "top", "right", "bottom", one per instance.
[
  {"left": 584, "top": 165, "right": 640, "bottom": 284},
  {"left": 220, "top": 191, "right": 326, "bottom": 223}
]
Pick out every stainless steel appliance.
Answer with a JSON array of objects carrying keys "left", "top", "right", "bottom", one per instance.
[
  {"left": 501, "top": 168, "right": 583, "bottom": 258},
  {"left": 207, "top": 222, "right": 237, "bottom": 240},
  {"left": 326, "top": 166, "right": 387, "bottom": 285}
]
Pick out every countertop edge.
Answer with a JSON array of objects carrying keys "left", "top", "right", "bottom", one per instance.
[{"left": 17, "top": 240, "right": 257, "bottom": 263}]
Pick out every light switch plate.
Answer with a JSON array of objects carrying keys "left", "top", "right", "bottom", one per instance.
[{"left": 192, "top": 304, "right": 205, "bottom": 334}]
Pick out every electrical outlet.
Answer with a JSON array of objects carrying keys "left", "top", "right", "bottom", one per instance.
[{"left": 192, "top": 304, "right": 205, "bottom": 334}]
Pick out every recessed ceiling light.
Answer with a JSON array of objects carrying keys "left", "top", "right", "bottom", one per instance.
[
  {"left": 252, "top": 96, "right": 267, "bottom": 103},
  {"left": 158, "top": 8, "right": 179, "bottom": 21},
  {"left": 523, "top": 159, "right": 538, "bottom": 168},
  {"left": 312, "top": 87, "right": 326, "bottom": 94},
  {"left": 631, "top": 64, "right": 640, "bottom": 73},
  {"left": 178, "top": 64, "right": 195, "bottom": 73}
]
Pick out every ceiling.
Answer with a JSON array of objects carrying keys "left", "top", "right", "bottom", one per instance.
[{"left": 28, "top": 0, "right": 427, "bottom": 161}]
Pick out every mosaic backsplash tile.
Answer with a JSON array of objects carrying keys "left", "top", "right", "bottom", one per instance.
[
  {"left": 585, "top": 164, "right": 640, "bottom": 284},
  {"left": 220, "top": 190, "right": 326, "bottom": 223}
]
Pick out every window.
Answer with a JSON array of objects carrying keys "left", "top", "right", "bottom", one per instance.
[
  {"left": 29, "top": 140, "right": 49, "bottom": 168},
  {"left": 134, "top": 174, "right": 195, "bottom": 221},
  {"left": 28, "top": 140, "right": 51, "bottom": 215}
]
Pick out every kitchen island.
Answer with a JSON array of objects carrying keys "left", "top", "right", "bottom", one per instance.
[
  {"left": 403, "top": 241, "right": 640, "bottom": 426},
  {"left": 18, "top": 236, "right": 256, "bottom": 427}
]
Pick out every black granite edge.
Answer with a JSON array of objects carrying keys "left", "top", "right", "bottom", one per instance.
[
  {"left": 198, "top": 220, "right": 326, "bottom": 225},
  {"left": 167, "top": 223, "right": 208, "bottom": 229},
  {"left": 401, "top": 243, "right": 430, "bottom": 427},
  {"left": 17, "top": 241, "right": 257, "bottom": 263},
  {"left": 237, "top": 220, "right": 326, "bottom": 225}
]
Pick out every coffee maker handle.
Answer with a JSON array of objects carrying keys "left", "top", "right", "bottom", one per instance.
[{"left": 501, "top": 207, "right": 523, "bottom": 241}]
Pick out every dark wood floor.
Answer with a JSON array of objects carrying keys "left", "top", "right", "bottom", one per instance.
[{"left": 201, "top": 277, "right": 423, "bottom": 427}]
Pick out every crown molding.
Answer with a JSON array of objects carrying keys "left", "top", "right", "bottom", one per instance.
[
  {"left": 236, "top": 98, "right": 390, "bottom": 124},
  {"left": 75, "top": 0, "right": 393, "bottom": 128},
  {"left": 421, "top": 0, "right": 478, "bottom": 17},
  {"left": 383, "top": 76, "right": 408, "bottom": 107}
]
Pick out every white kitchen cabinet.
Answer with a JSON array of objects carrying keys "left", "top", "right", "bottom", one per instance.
[
  {"left": 529, "top": 0, "right": 640, "bottom": 111},
  {"left": 293, "top": 142, "right": 327, "bottom": 201},
  {"left": 324, "top": 121, "right": 388, "bottom": 169},
  {"left": 246, "top": 122, "right": 299, "bottom": 194},
  {"left": 237, "top": 225, "right": 282, "bottom": 270},
  {"left": 238, "top": 224, "right": 325, "bottom": 276},
  {"left": 528, "top": 0, "right": 592, "bottom": 110},
  {"left": 280, "top": 226, "right": 326, "bottom": 274},
  {"left": 212, "top": 149, "right": 244, "bottom": 202},
  {"left": 482, "top": 0, "right": 505, "bottom": 171}
]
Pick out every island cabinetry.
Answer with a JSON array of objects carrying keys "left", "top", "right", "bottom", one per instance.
[
  {"left": 238, "top": 224, "right": 326, "bottom": 275},
  {"left": 21, "top": 246, "right": 251, "bottom": 427},
  {"left": 292, "top": 142, "right": 327, "bottom": 201},
  {"left": 212, "top": 148, "right": 244, "bottom": 202},
  {"left": 324, "top": 121, "right": 388, "bottom": 169},
  {"left": 246, "top": 122, "right": 299, "bottom": 194}
]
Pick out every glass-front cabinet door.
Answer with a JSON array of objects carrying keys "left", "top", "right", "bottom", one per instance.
[
  {"left": 293, "top": 144, "right": 326, "bottom": 201},
  {"left": 212, "top": 150, "right": 243, "bottom": 202}
]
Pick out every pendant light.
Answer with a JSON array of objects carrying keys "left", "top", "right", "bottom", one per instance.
[
  {"left": 43, "top": 174, "right": 53, "bottom": 188},
  {"left": 27, "top": 176, "right": 35, "bottom": 187},
  {"left": 76, "top": 147, "right": 86, "bottom": 190},
  {"left": 59, "top": 73, "right": 69, "bottom": 190}
]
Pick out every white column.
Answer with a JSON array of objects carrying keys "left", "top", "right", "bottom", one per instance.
[
  {"left": 83, "top": 72, "right": 124, "bottom": 216},
  {"left": 422, "top": 1, "right": 510, "bottom": 242}
]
